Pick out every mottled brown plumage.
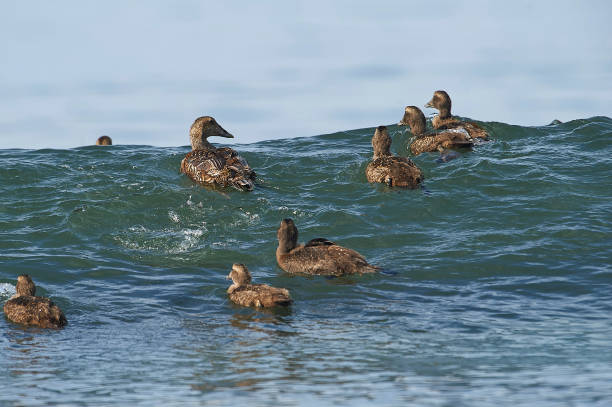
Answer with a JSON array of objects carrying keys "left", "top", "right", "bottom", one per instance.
[
  {"left": 399, "top": 106, "right": 473, "bottom": 155},
  {"left": 3, "top": 275, "right": 67, "bottom": 329},
  {"left": 425, "top": 90, "right": 489, "bottom": 140},
  {"left": 365, "top": 126, "right": 423, "bottom": 188},
  {"left": 180, "top": 116, "right": 256, "bottom": 191},
  {"left": 96, "top": 135, "right": 112, "bottom": 145},
  {"left": 226, "top": 264, "right": 292, "bottom": 308},
  {"left": 276, "top": 219, "right": 378, "bottom": 276}
]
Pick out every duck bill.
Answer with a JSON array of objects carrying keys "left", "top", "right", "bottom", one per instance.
[{"left": 424, "top": 99, "right": 434, "bottom": 109}]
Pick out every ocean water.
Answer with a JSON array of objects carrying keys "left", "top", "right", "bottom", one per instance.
[{"left": 1, "top": 116, "right": 611, "bottom": 406}]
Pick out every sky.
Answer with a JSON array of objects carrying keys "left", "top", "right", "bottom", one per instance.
[{"left": 0, "top": 0, "right": 611, "bottom": 149}]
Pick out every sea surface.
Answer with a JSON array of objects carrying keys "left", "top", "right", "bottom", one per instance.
[{"left": 1, "top": 117, "right": 611, "bottom": 406}]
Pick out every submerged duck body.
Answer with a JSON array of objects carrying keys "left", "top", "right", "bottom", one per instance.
[
  {"left": 400, "top": 106, "right": 473, "bottom": 156},
  {"left": 276, "top": 219, "right": 378, "bottom": 276},
  {"left": 425, "top": 90, "right": 489, "bottom": 140},
  {"left": 3, "top": 275, "right": 67, "bottom": 329},
  {"left": 226, "top": 264, "right": 292, "bottom": 308},
  {"left": 365, "top": 126, "right": 423, "bottom": 188},
  {"left": 180, "top": 116, "right": 256, "bottom": 191}
]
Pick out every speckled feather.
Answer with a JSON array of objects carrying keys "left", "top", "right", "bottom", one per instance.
[
  {"left": 409, "top": 132, "right": 474, "bottom": 156},
  {"left": 366, "top": 156, "right": 423, "bottom": 188},
  {"left": 229, "top": 284, "right": 292, "bottom": 308},
  {"left": 432, "top": 117, "right": 489, "bottom": 140},
  {"left": 278, "top": 242, "right": 378, "bottom": 276},
  {"left": 180, "top": 148, "right": 255, "bottom": 190},
  {"left": 3, "top": 296, "right": 67, "bottom": 329}
]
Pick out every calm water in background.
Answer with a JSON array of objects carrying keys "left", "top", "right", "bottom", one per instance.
[{"left": 1, "top": 117, "right": 612, "bottom": 406}]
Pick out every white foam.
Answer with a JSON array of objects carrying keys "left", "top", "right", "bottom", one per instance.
[{"left": 0, "top": 283, "right": 16, "bottom": 299}]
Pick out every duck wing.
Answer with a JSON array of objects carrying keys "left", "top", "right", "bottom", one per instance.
[
  {"left": 305, "top": 238, "right": 336, "bottom": 247},
  {"left": 434, "top": 117, "right": 489, "bottom": 140},
  {"left": 216, "top": 147, "right": 256, "bottom": 179},
  {"left": 282, "top": 244, "right": 378, "bottom": 276},
  {"left": 230, "top": 284, "right": 292, "bottom": 307},
  {"left": 181, "top": 148, "right": 255, "bottom": 190},
  {"left": 366, "top": 156, "right": 423, "bottom": 188},
  {"left": 3, "top": 296, "right": 67, "bottom": 328},
  {"left": 409, "top": 132, "right": 473, "bottom": 155}
]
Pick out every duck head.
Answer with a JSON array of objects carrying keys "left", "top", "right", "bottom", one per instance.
[
  {"left": 16, "top": 274, "right": 36, "bottom": 297},
  {"left": 372, "top": 126, "right": 392, "bottom": 158},
  {"left": 96, "top": 135, "right": 112, "bottom": 146},
  {"left": 227, "top": 263, "right": 252, "bottom": 286},
  {"left": 398, "top": 106, "right": 427, "bottom": 136},
  {"left": 189, "top": 116, "right": 234, "bottom": 150},
  {"left": 425, "top": 90, "right": 452, "bottom": 119},
  {"left": 277, "top": 218, "right": 299, "bottom": 253}
]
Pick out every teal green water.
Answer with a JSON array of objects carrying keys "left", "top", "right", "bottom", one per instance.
[{"left": 1, "top": 117, "right": 611, "bottom": 406}]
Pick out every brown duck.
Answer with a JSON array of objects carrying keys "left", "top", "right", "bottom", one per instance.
[
  {"left": 399, "top": 106, "right": 473, "bottom": 156},
  {"left": 425, "top": 90, "right": 489, "bottom": 140},
  {"left": 365, "top": 125, "right": 423, "bottom": 188},
  {"left": 276, "top": 218, "right": 379, "bottom": 276},
  {"left": 3, "top": 275, "right": 67, "bottom": 329},
  {"left": 226, "top": 264, "right": 292, "bottom": 308},
  {"left": 96, "top": 135, "right": 112, "bottom": 145},
  {"left": 180, "top": 116, "right": 256, "bottom": 191}
]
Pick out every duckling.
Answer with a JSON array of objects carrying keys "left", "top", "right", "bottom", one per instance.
[
  {"left": 276, "top": 219, "right": 379, "bottom": 276},
  {"left": 365, "top": 125, "right": 423, "bottom": 188},
  {"left": 96, "top": 135, "right": 112, "bottom": 145},
  {"left": 399, "top": 106, "right": 473, "bottom": 156},
  {"left": 425, "top": 90, "right": 489, "bottom": 140},
  {"left": 180, "top": 116, "right": 256, "bottom": 191},
  {"left": 226, "top": 264, "right": 292, "bottom": 308},
  {"left": 3, "top": 275, "right": 67, "bottom": 329}
]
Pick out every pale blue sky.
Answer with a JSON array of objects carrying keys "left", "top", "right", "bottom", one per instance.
[{"left": 0, "top": 0, "right": 610, "bottom": 148}]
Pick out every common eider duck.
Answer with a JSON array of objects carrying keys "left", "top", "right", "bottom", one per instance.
[
  {"left": 425, "top": 90, "right": 489, "bottom": 140},
  {"left": 96, "top": 135, "right": 112, "bottom": 145},
  {"left": 399, "top": 106, "right": 473, "bottom": 156},
  {"left": 365, "top": 126, "right": 423, "bottom": 188},
  {"left": 276, "top": 219, "right": 379, "bottom": 276},
  {"left": 3, "top": 275, "right": 67, "bottom": 329},
  {"left": 180, "top": 116, "right": 256, "bottom": 191},
  {"left": 226, "top": 263, "right": 292, "bottom": 308}
]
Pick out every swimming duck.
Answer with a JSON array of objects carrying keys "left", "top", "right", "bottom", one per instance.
[
  {"left": 399, "top": 106, "right": 473, "bottom": 156},
  {"left": 180, "top": 116, "right": 256, "bottom": 191},
  {"left": 425, "top": 90, "right": 489, "bottom": 140},
  {"left": 3, "top": 275, "right": 67, "bottom": 329},
  {"left": 276, "top": 218, "right": 379, "bottom": 276},
  {"left": 226, "top": 263, "right": 292, "bottom": 308},
  {"left": 96, "top": 135, "right": 112, "bottom": 145},
  {"left": 365, "top": 125, "right": 423, "bottom": 188}
]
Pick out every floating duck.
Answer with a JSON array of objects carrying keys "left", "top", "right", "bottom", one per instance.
[
  {"left": 365, "top": 125, "right": 423, "bottom": 188},
  {"left": 180, "top": 116, "right": 256, "bottom": 190},
  {"left": 226, "top": 263, "right": 292, "bottom": 308},
  {"left": 400, "top": 106, "right": 473, "bottom": 156},
  {"left": 425, "top": 90, "right": 489, "bottom": 140},
  {"left": 96, "top": 135, "right": 112, "bottom": 145},
  {"left": 276, "top": 218, "right": 378, "bottom": 276},
  {"left": 3, "top": 275, "right": 67, "bottom": 329}
]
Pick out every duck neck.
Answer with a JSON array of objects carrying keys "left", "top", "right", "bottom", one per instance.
[
  {"left": 438, "top": 106, "right": 451, "bottom": 120},
  {"left": 227, "top": 283, "right": 240, "bottom": 294},
  {"left": 192, "top": 137, "right": 215, "bottom": 151},
  {"left": 410, "top": 119, "right": 426, "bottom": 136}
]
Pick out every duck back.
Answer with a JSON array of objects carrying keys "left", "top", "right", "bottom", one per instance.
[
  {"left": 4, "top": 296, "right": 67, "bottom": 329},
  {"left": 180, "top": 148, "right": 255, "bottom": 190},
  {"left": 366, "top": 156, "right": 423, "bottom": 188},
  {"left": 409, "top": 132, "right": 473, "bottom": 156},
  {"left": 278, "top": 244, "right": 378, "bottom": 276},
  {"left": 432, "top": 117, "right": 489, "bottom": 140},
  {"left": 229, "top": 284, "right": 292, "bottom": 308}
]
